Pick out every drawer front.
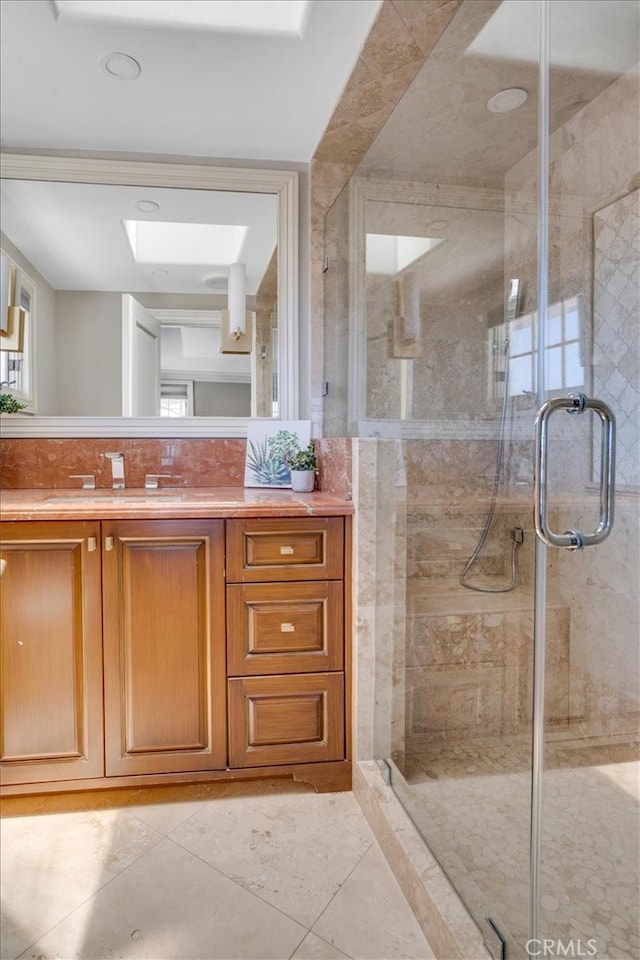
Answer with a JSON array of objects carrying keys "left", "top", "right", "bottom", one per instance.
[
  {"left": 226, "top": 517, "right": 343, "bottom": 582},
  {"left": 227, "top": 581, "right": 343, "bottom": 676},
  {"left": 228, "top": 673, "right": 344, "bottom": 767}
]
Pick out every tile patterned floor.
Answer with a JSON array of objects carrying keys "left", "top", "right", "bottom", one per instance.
[
  {"left": 393, "top": 742, "right": 640, "bottom": 960},
  {"left": 0, "top": 779, "right": 436, "bottom": 960}
]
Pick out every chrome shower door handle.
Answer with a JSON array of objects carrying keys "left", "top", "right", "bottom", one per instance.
[{"left": 534, "top": 393, "right": 616, "bottom": 550}]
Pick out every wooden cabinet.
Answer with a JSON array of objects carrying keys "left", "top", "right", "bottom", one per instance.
[
  {"left": 228, "top": 673, "right": 344, "bottom": 767},
  {"left": 226, "top": 517, "right": 344, "bottom": 582},
  {"left": 102, "top": 520, "right": 226, "bottom": 776},
  {"left": 226, "top": 581, "right": 344, "bottom": 675},
  {"left": 1, "top": 512, "right": 350, "bottom": 795},
  {"left": 226, "top": 518, "right": 347, "bottom": 768},
  {"left": 0, "top": 521, "right": 104, "bottom": 785}
]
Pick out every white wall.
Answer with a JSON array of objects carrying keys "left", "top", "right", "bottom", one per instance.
[
  {"left": 194, "top": 381, "right": 251, "bottom": 416},
  {"left": 54, "top": 291, "right": 122, "bottom": 415},
  {"left": 0, "top": 230, "right": 57, "bottom": 413}
]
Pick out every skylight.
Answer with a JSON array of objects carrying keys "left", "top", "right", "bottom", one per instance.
[
  {"left": 365, "top": 234, "right": 444, "bottom": 275},
  {"left": 123, "top": 221, "right": 247, "bottom": 266},
  {"left": 52, "top": 1, "right": 312, "bottom": 37}
]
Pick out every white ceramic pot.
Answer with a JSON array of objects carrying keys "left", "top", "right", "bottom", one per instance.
[{"left": 290, "top": 469, "right": 315, "bottom": 492}]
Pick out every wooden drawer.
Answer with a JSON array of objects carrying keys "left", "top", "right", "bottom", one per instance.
[
  {"left": 227, "top": 581, "right": 343, "bottom": 676},
  {"left": 228, "top": 673, "right": 344, "bottom": 767},
  {"left": 226, "top": 517, "right": 343, "bottom": 582}
]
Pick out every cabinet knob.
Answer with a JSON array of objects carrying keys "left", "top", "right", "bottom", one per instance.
[{"left": 87, "top": 537, "right": 97, "bottom": 552}]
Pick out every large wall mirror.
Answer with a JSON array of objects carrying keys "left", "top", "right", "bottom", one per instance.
[{"left": 0, "top": 154, "right": 299, "bottom": 437}]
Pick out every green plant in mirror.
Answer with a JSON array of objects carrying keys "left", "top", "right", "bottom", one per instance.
[{"left": 0, "top": 393, "right": 26, "bottom": 413}]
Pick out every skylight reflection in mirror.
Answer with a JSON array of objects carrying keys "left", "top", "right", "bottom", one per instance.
[{"left": 123, "top": 221, "right": 248, "bottom": 265}]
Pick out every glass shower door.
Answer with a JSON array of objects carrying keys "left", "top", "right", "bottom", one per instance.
[
  {"left": 345, "top": 2, "right": 545, "bottom": 955},
  {"left": 322, "top": 0, "right": 638, "bottom": 955},
  {"left": 535, "top": 3, "right": 640, "bottom": 956}
]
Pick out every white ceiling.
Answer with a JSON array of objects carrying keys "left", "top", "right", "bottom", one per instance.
[
  {"left": 0, "top": 0, "right": 381, "bottom": 162},
  {"left": 0, "top": 0, "right": 381, "bottom": 296},
  {"left": 0, "top": 178, "right": 279, "bottom": 296},
  {"left": 359, "top": 0, "right": 639, "bottom": 186}
]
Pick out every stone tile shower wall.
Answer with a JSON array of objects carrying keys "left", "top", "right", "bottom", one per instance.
[
  {"left": 504, "top": 65, "right": 640, "bottom": 739},
  {"left": 311, "top": 0, "right": 463, "bottom": 437},
  {"left": 398, "top": 440, "right": 571, "bottom": 766},
  {"left": 351, "top": 435, "right": 573, "bottom": 769},
  {"left": 362, "top": 187, "right": 507, "bottom": 423}
]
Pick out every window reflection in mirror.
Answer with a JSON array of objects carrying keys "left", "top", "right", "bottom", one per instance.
[
  {"left": 0, "top": 254, "right": 35, "bottom": 411},
  {"left": 0, "top": 177, "right": 279, "bottom": 418}
]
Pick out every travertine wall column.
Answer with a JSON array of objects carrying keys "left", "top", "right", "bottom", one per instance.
[{"left": 310, "top": 0, "right": 462, "bottom": 434}]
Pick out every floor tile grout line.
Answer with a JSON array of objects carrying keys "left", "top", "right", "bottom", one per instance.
[
  {"left": 285, "top": 928, "right": 350, "bottom": 960},
  {"left": 163, "top": 829, "right": 316, "bottom": 933},
  {"left": 3, "top": 810, "right": 169, "bottom": 960},
  {"left": 11, "top": 860, "right": 144, "bottom": 960},
  {"left": 4, "top": 794, "right": 402, "bottom": 960},
  {"left": 304, "top": 837, "right": 375, "bottom": 945},
  {"left": 163, "top": 814, "right": 377, "bottom": 940},
  {"left": 307, "top": 838, "right": 437, "bottom": 960},
  {"left": 287, "top": 928, "right": 353, "bottom": 960},
  {"left": 9, "top": 826, "right": 298, "bottom": 960}
]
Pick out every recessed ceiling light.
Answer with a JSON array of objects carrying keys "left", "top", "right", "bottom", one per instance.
[
  {"left": 151, "top": 268, "right": 170, "bottom": 276},
  {"left": 427, "top": 220, "right": 450, "bottom": 231},
  {"left": 135, "top": 200, "right": 160, "bottom": 213},
  {"left": 486, "top": 88, "right": 528, "bottom": 113},
  {"left": 99, "top": 53, "right": 142, "bottom": 81}
]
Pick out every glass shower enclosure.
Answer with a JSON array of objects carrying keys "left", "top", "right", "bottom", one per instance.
[{"left": 324, "top": 1, "right": 639, "bottom": 956}]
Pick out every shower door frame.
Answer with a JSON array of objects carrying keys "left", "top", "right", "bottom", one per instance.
[{"left": 344, "top": 0, "right": 635, "bottom": 952}]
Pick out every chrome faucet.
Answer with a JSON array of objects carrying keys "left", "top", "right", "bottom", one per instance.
[
  {"left": 145, "top": 473, "right": 173, "bottom": 489},
  {"left": 69, "top": 474, "right": 96, "bottom": 490},
  {"left": 105, "top": 452, "right": 125, "bottom": 489}
]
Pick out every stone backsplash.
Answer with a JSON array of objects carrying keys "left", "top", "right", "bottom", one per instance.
[{"left": 0, "top": 437, "right": 353, "bottom": 494}]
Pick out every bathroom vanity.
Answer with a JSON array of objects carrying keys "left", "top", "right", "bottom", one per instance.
[{"left": 0, "top": 490, "right": 352, "bottom": 796}]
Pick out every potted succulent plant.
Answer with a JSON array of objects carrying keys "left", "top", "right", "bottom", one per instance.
[{"left": 287, "top": 441, "right": 317, "bottom": 492}]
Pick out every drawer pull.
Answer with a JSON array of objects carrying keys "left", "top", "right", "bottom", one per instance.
[
  {"left": 105, "top": 536, "right": 114, "bottom": 551},
  {"left": 87, "top": 537, "right": 97, "bottom": 552},
  {"left": 280, "top": 545, "right": 294, "bottom": 555},
  {"left": 280, "top": 622, "right": 295, "bottom": 633}
]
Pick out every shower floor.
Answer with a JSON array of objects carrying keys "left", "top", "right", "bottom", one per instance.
[
  {"left": 390, "top": 736, "right": 639, "bottom": 959},
  {"left": 400, "top": 733, "right": 640, "bottom": 780}
]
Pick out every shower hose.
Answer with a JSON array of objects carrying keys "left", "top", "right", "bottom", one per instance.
[{"left": 459, "top": 337, "right": 521, "bottom": 593}]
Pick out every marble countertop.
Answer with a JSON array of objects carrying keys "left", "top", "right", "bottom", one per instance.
[{"left": 0, "top": 487, "right": 354, "bottom": 522}]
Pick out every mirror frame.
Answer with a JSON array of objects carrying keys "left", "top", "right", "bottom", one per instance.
[{"left": 0, "top": 153, "right": 299, "bottom": 437}]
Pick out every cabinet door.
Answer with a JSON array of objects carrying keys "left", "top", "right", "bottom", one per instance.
[
  {"left": 228, "top": 673, "right": 345, "bottom": 767},
  {"left": 102, "top": 520, "right": 226, "bottom": 776},
  {"left": 0, "top": 520, "right": 104, "bottom": 784}
]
